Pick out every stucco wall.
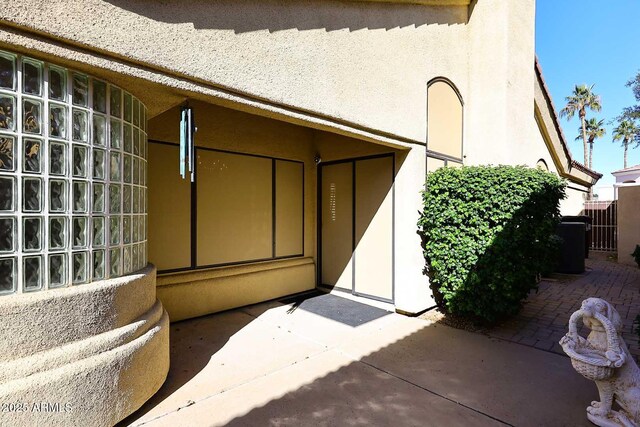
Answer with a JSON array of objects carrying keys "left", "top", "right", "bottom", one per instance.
[
  {"left": 617, "top": 186, "right": 640, "bottom": 267},
  {"left": 0, "top": 266, "right": 169, "bottom": 426},
  {"left": 1, "top": 0, "right": 540, "bottom": 161}
]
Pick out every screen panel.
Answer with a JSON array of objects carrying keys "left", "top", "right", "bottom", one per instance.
[
  {"left": 196, "top": 150, "right": 272, "bottom": 266},
  {"left": 147, "top": 143, "right": 191, "bottom": 270},
  {"left": 275, "top": 160, "right": 303, "bottom": 257}
]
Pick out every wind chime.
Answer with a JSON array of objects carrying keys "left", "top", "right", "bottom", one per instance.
[{"left": 179, "top": 104, "right": 196, "bottom": 181}]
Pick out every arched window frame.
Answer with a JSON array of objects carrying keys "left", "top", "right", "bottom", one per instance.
[{"left": 426, "top": 77, "right": 464, "bottom": 168}]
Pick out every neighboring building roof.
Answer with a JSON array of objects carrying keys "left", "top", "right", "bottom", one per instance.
[
  {"left": 612, "top": 164, "right": 640, "bottom": 175},
  {"left": 533, "top": 58, "right": 603, "bottom": 187}
]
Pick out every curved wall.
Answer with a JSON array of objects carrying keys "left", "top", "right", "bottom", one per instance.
[
  {"left": 0, "top": 49, "right": 148, "bottom": 295},
  {"left": 0, "top": 48, "right": 167, "bottom": 426},
  {"left": 0, "top": 266, "right": 169, "bottom": 426}
]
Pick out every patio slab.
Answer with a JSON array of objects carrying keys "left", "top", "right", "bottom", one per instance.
[{"left": 122, "top": 292, "right": 597, "bottom": 427}]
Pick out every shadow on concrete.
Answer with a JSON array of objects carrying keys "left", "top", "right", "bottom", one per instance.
[
  {"left": 279, "top": 291, "right": 391, "bottom": 327},
  {"left": 105, "top": 0, "right": 467, "bottom": 34},
  {"left": 118, "top": 311, "right": 253, "bottom": 426},
  {"left": 220, "top": 322, "right": 594, "bottom": 426}
]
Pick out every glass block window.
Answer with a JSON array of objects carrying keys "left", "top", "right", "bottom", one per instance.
[{"left": 0, "top": 49, "right": 148, "bottom": 295}]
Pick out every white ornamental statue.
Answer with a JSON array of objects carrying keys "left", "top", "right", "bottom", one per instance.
[{"left": 560, "top": 298, "right": 640, "bottom": 427}]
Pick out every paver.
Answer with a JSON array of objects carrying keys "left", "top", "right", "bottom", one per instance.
[{"left": 487, "top": 252, "right": 640, "bottom": 361}]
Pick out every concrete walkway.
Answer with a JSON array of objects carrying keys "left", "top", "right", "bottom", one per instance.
[
  {"left": 121, "top": 292, "right": 597, "bottom": 427},
  {"left": 487, "top": 252, "right": 640, "bottom": 361}
]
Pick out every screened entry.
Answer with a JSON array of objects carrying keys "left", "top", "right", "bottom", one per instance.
[{"left": 320, "top": 154, "right": 394, "bottom": 302}]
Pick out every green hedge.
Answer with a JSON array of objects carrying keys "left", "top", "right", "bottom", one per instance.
[{"left": 418, "top": 165, "right": 566, "bottom": 323}]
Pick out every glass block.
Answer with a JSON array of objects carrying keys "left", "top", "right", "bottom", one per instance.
[
  {"left": 72, "top": 73, "right": 88, "bottom": 107},
  {"left": 0, "top": 94, "right": 15, "bottom": 131},
  {"left": 133, "top": 129, "right": 140, "bottom": 156},
  {"left": 49, "top": 217, "right": 66, "bottom": 250},
  {"left": 49, "top": 179, "right": 66, "bottom": 212},
  {"left": 123, "top": 155, "right": 132, "bottom": 183},
  {"left": 124, "top": 92, "right": 132, "bottom": 123},
  {"left": 132, "top": 157, "right": 139, "bottom": 185},
  {"left": 0, "top": 176, "right": 14, "bottom": 211},
  {"left": 23, "top": 217, "right": 42, "bottom": 252},
  {"left": 23, "top": 138, "right": 42, "bottom": 173},
  {"left": 72, "top": 144, "right": 87, "bottom": 177},
  {"left": 72, "top": 108, "right": 88, "bottom": 142},
  {"left": 110, "top": 86, "right": 122, "bottom": 118},
  {"left": 22, "top": 59, "right": 42, "bottom": 96},
  {"left": 123, "top": 215, "right": 131, "bottom": 244},
  {"left": 72, "top": 181, "right": 88, "bottom": 213},
  {"left": 132, "top": 98, "right": 140, "bottom": 127},
  {"left": 132, "top": 186, "right": 140, "bottom": 213},
  {"left": 110, "top": 152, "right": 121, "bottom": 182},
  {"left": 49, "top": 254, "right": 66, "bottom": 288},
  {"left": 72, "top": 252, "right": 88, "bottom": 284},
  {"left": 0, "top": 135, "right": 15, "bottom": 171},
  {"left": 132, "top": 215, "right": 139, "bottom": 243},
  {"left": 142, "top": 215, "right": 147, "bottom": 240},
  {"left": 92, "top": 182, "right": 104, "bottom": 213},
  {"left": 93, "top": 149, "right": 105, "bottom": 179},
  {"left": 49, "top": 141, "right": 66, "bottom": 175},
  {"left": 93, "top": 216, "right": 105, "bottom": 247},
  {"left": 0, "top": 52, "right": 16, "bottom": 90},
  {"left": 72, "top": 217, "right": 87, "bottom": 249},
  {"left": 109, "top": 247, "right": 121, "bottom": 277},
  {"left": 22, "top": 177, "right": 41, "bottom": 212},
  {"left": 23, "top": 255, "right": 42, "bottom": 291},
  {"left": 123, "top": 185, "right": 131, "bottom": 213},
  {"left": 23, "top": 98, "right": 42, "bottom": 134},
  {"left": 109, "top": 216, "right": 120, "bottom": 245},
  {"left": 141, "top": 131, "right": 147, "bottom": 160},
  {"left": 0, "top": 217, "right": 14, "bottom": 253},
  {"left": 0, "top": 257, "right": 15, "bottom": 293},
  {"left": 123, "top": 245, "right": 131, "bottom": 274},
  {"left": 142, "top": 107, "right": 146, "bottom": 132},
  {"left": 48, "top": 65, "right": 66, "bottom": 101},
  {"left": 109, "top": 183, "right": 121, "bottom": 214},
  {"left": 92, "top": 79, "right": 107, "bottom": 113},
  {"left": 93, "top": 114, "right": 106, "bottom": 146},
  {"left": 110, "top": 119, "right": 121, "bottom": 149},
  {"left": 123, "top": 124, "right": 132, "bottom": 153},
  {"left": 49, "top": 103, "right": 67, "bottom": 139},
  {"left": 138, "top": 215, "right": 144, "bottom": 243},
  {"left": 93, "top": 250, "right": 105, "bottom": 280},
  {"left": 132, "top": 244, "right": 139, "bottom": 271}
]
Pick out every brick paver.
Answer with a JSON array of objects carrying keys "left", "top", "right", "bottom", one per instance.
[{"left": 487, "top": 252, "right": 640, "bottom": 361}]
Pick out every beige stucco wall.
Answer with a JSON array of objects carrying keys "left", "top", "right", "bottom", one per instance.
[
  {"left": 617, "top": 186, "right": 640, "bottom": 267},
  {"left": 0, "top": 266, "right": 169, "bottom": 426}
]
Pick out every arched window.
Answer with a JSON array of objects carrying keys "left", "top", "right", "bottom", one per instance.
[
  {"left": 427, "top": 78, "right": 463, "bottom": 161},
  {"left": 536, "top": 159, "right": 549, "bottom": 171}
]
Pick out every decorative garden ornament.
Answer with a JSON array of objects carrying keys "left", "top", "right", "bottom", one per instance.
[{"left": 560, "top": 298, "right": 640, "bottom": 426}]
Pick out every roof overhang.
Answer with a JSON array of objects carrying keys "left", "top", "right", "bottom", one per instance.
[{"left": 534, "top": 58, "right": 602, "bottom": 187}]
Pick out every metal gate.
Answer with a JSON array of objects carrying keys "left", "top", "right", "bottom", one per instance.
[{"left": 582, "top": 200, "right": 617, "bottom": 252}]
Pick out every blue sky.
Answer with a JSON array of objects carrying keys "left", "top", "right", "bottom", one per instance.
[{"left": 535, "top": 0, "right": 640, "bottom": 187}]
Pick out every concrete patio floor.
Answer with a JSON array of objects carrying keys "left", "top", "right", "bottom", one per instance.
[{"left": 122, "top": 291, "right": 597, "bottom": 427}]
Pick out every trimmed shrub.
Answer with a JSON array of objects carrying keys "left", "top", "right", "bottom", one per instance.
[
  {"left": 632, "top": 245, "right": 640, "bottom": 268},
  {"left": 418, "top": 165, "right": 566, "bottom": 323}
]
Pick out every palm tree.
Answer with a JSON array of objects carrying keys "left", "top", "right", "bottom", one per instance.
[
  {"left": 575, "top": 118, "right": 606, "bottom": 169},
  {"left": 612, "top": 119, "right": 639, "bottom": 169},
  {"left": 560, "top": 84, "right": 602, "bottom": 167}
]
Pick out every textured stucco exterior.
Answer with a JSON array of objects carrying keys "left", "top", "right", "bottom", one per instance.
[
  {"left": 0, "top": 266, "right": 169, "bottom": 426},
  {"left": 617, "top": 186, "right": 640, "bottom": 267}
]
